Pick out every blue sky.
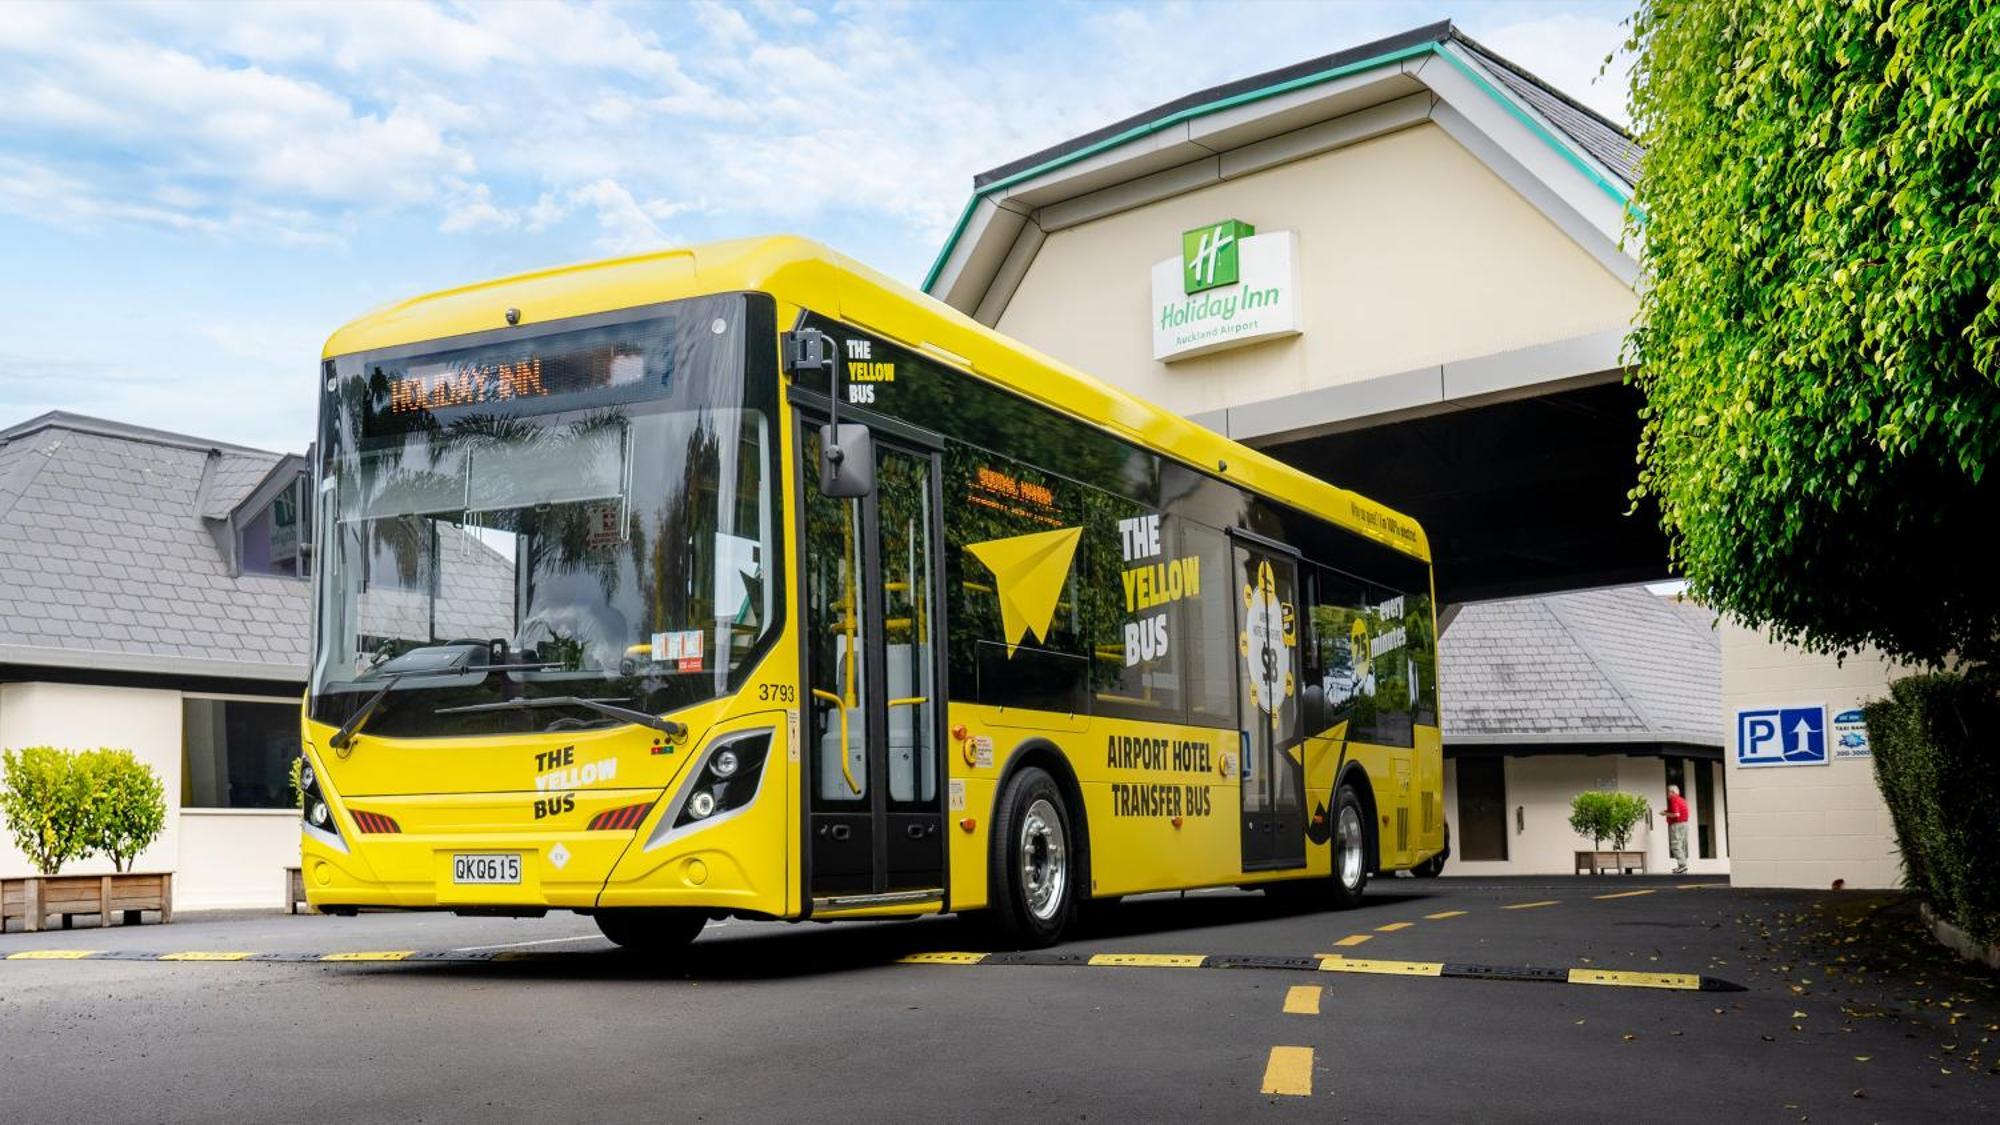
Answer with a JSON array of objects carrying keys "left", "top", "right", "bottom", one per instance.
[{"left": 0, "top": 0, "right": 1637, "bottom": 452}]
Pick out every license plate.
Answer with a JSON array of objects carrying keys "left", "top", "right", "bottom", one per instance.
[{"left": 452, "top": 853, "right": 522, "bottom": 885}]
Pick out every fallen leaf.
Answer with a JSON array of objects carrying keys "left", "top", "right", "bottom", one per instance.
[
  {"left": 1855, "top": 1056, "right": 1871, "bottom": 1062},
  {"left": 1793, "top": 1010, "right": 1808, "bottom": 1019}
]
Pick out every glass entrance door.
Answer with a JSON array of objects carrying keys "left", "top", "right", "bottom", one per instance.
[
  {"left": 802, "top": 427, "right": 944, "bottom": 902},
  {"left": 1233, "top": 537, "right": 1306, "bottom": 871}
]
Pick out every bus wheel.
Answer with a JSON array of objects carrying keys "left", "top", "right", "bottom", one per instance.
[
  {"left": 989, "top": 767, "right": 1074, "bottom": 948},
  {"left": 1328, "top": 784, "right": 1370, "bottom": 909},
  {"left": 594, "top": 908, "right": 706, "bottom": 953}
]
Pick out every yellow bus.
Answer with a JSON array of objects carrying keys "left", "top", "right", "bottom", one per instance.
[{"left": 302, "top": 236, "right": 1444, "bottom": 950}]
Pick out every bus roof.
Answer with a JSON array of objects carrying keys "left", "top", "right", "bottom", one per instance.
[{"left": 322, "top": 235, "right": 1429, "bottom": 562}]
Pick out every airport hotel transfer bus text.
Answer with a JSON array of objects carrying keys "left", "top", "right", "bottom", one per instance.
[{"left": 302, "top": 237, "right": 1444, "bottom": 950}]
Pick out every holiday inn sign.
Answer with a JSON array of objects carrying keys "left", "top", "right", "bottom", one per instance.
[{"left": 1151, "top": 219, "right": 1301, "bottom": 362}]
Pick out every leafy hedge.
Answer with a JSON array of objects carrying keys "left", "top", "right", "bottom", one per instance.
[
  {"left": 1866, "top": 670, "right": 2000, "bottom": 945},
  {"left": 1627, "top": 0, "right": 2000, "bottom": 667}
]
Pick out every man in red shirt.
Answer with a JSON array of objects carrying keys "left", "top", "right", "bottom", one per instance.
[{"left": 1665, "top": 785, "right": 1691, "bottom": 874}]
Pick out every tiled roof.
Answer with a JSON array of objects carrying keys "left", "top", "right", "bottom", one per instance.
[
  {"left": 0, "top": 412, "right": 308, "bottom": 679},
  {"left": 970, "top": 21, "right": 1642, "bottom": 192},
  {"left": 1450, "top": 30, "right": 1642, "bottom": 187},
  {"left": 1440, "top": 584, "right": 1719, "bottom": 746}
]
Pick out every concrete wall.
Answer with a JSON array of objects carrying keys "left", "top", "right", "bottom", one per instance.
[
  {"left": 1, "top": 680, "right": 302, "bottom": 911},
  {"left": 177, "top": 810, "right": 301, "bottom": 911},
  {"left": 993, "top": 122, "right": 1638, "bottom": 420},
  {"left": 1441, "top": 753, "right": 1729, "bottom": 877},
  {"left": 1721, "top": 624, "right": 1902, "bottom": 889}
]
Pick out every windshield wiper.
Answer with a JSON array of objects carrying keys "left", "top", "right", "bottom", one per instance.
[
  {"left": 328, "top": 661, "right": 561, "bottom": 751},
  {"left": 432, "top": 696, "right": 688, "bottom": 738}
]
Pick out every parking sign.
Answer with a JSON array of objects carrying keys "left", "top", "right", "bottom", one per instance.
[{"left": 1735, "top": 705, "right": 1828, "bottom": 767}]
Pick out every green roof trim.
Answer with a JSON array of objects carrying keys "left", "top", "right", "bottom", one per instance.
[
  {"left": 1430, "top": 43, "right": 1643, "bottom": 222},
  {"left": 922, "top": 38, "right": 1639, "bottom": 296}
]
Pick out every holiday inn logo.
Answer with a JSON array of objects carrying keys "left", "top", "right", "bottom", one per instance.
[
  {"left": 1182, "top": 220, "right": 1253, "bottom": 294},
  {"left": 1151, "top": 220, "right": 1301, "bottom": 362}
]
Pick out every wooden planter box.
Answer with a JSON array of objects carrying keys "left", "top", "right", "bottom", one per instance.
[
  {"left": 1573, "top": 850, "right": 1648, "bottom": 876},
  {"left": 1, "top": 873, "right": 173, "bottom": 933},
  {"left": 286, "top": 866, "right": 312, "bottom": 915}
]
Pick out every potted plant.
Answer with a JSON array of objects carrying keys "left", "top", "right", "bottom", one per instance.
[
  {"left": 1, "top": 746, "right": 173, "bottom": 932},
  {"left": 1568, "top": 791, "right": 1652, "bottom": 874}
]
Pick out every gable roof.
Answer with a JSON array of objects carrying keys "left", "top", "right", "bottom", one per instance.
[
  {"left": 926, "top": 19, "right": 1641, "bottom": 319},
  {"left": 1440, "top": 584, "right": 1720, "bottom": 747},
  {"left": 0, "top": 412, "right": 307, "bottom": 682}
]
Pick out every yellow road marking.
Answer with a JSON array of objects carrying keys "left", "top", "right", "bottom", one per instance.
[
  {"left": 1677, "top": 883, "right": 1713, "bottom": 890},
  {"left": 158, "top": 951, "right": 255, "bottom": 961},
  {"left": 1593, "top": 889, "right": 1656, "bottom": 900},
  {"left": 320, "top": 950, "right": 416, "bottom": 962},
  {"left": 1085, "top": 953, "right": 1205, "bottom": 968},
  {"left": 1375, "top": 922, "right": 1413, "bottom": 932},
  {"left": 1567, "top": 968, "right": 1702, "bottom": 991},
  {"left": 1282, "top": 985, "right": 1322, "bottom": 1015},
  {"left": 1260, "top": 1046, "right": 1314, "bottom": 1096},
  {"left": 1319, "top": 956, "right": 1444, "bottom": 977},
  {"left": 5, "top": 949, "right": 97, "bottom": 960},
  {"left": 1423, "top": 910, "right": 1467, "bottom": 920},
  {"left": 896, "top": 952, "right": 988, "bottom": 965},
  {"left": 1331, "top": 934, "right": 1372, "bottom": 947},
  {"left": 1503, "top": 900, "right": 1559, "bottom": 910}
]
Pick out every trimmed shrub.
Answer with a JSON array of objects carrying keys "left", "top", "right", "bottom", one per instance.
[
  {"left": 0, "top": 746, "right": 95, "bottom": 875},
  {"left": 1867, "top": 670, "right": 2000, "bottom": 946},
  {"left": 1569, "top": 791, "right": 1651, "bottom": 851},
  {"left": 78, "top": 748, "right": 167, "bottom": 873}
]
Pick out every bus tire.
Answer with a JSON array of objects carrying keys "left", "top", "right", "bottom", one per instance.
[
  {"left": 1329, "top": 783, "right": 1370, "bottom": 909},
  {"left": 988, "top": 767, "right": 1075, "bottom": 948},
  {"left": 594, "top": 908, "right": 706, "bottom": 953}
]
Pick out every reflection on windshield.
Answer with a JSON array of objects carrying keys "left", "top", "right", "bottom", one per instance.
[{"left": 309, "top": 294, "right": 782, "bottom": 738}]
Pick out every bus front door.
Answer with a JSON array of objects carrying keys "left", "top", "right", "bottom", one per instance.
[
  {"left": 801, "top": 426, "right": 947, "bottom": 908},
  {"left": 1232, "top": 535, "right": 1307, "bottom": 871}
]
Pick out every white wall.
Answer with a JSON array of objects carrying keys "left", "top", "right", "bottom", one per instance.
[
  {"left": 994, "top": 122, "right": 1639, "bottom": 420},
  {"left": 2, "top": 680, "right": 303, "bottom": 912},
  {"left": 176, "top": 810, "right": 301, "bottom": 911},
  {"left": 1441, "top": 753, "right": 1730, "bottom": 877},
  {"left": 1721, "top": 624, "right": 1902, "bottom": 889},
  {"left": 0, "top": 681, "right": 183, "bottom": 880}
]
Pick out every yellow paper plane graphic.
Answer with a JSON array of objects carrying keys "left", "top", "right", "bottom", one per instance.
[{"left": 965, "top": 525, "right": 1083, "bottom": 656}]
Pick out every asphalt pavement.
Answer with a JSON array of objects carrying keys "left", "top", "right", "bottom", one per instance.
[{"left": 3, "top": 876, "right": 1994, "bottom": 1122}]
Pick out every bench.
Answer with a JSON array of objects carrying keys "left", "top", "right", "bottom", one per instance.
[
  {"left": 1, "top": 873, "right": 173, "bottom": 932},
  {"left": 1574, "top": 850, "right": 1647, "bottom": 876}
]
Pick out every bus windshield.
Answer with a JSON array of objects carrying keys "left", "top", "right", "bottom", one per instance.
[{"left": 309, "top": 294, "right": 781, "bottom": 739}]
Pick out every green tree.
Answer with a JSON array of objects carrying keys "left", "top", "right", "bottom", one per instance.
[
  {"left": 0, "top": 747, "right": 94, "bottom": 875},
  {"left": 1626, "top": 0, "right": 2000, "bottom": 666},
  {"left": 1569, "top": 791, "right": 1651, "bottom": 850},
  {"left": 77, "top": 748, "right": 167, "bottom": 873}
]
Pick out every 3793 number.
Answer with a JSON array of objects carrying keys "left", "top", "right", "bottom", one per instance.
[{"left": 757, "top": 683, "right": 797, "bottom": 703}]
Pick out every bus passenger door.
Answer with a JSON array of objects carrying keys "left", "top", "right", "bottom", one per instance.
[
  {"left": 1232, "top": 536, "right": 1307, "bottom": 871},
  {"left": 801, "top": 424, "right": 946, "bottom": 906}
]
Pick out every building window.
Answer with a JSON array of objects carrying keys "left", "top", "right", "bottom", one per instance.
[
  {"left": 182, "top": 697, "right": 301, "bottom": 809},
  {"left": 239, "top": 476, "right": 309, "bottom": 578}
]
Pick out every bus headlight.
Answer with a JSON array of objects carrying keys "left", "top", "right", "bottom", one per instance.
[
  {"left": 298, "top": 749, "right": 349, "bottom": 853},
  {"left": 648, "top": 730, "right": 773, "bottom": 849}
]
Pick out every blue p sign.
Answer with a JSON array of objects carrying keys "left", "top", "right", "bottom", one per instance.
[{"left": 1736, "top": 705, "right": 1828, "bottom": 767}]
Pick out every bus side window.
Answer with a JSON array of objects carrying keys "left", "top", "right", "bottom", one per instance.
[
  {"left": 1084, "top": 490, "right": 1182, "bottom": 723},
  {"left": 1177, "top": 519, "right": 1236, "bottom": 728},
  {"left": 1309, "top": 567, "right": 1373, "bottom": 738}
]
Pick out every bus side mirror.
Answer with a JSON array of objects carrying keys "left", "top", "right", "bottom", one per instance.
[{"left": 819, "top": 423, "right": 875, "bottom": 498}]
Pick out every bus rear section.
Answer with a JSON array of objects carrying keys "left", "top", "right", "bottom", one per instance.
[{"left": 301, "top": 290, "right": 797, "bottom": 938}]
